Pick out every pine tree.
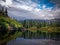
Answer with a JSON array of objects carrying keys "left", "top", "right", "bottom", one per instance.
[{"left": 4, "top": 8, "right": 8, "bottom": 17}]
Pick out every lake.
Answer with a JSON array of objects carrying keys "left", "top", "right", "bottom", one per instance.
[{"left": 7, "top": 38, "right": 60, "bottom": 45}]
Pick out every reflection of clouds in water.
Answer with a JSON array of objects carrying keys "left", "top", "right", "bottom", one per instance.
[{"left": 7, "top": 38, "right": 60, "bottom": 45}]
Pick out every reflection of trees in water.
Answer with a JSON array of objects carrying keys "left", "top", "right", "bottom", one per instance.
[
  {"left": 0, "top": 42, "right": 7, "bottom": 45},
  {"left": 22, "top": 30, "right": 60, "bottom": 40},
  {"left": 21, "top": 19, "right": 60, "bottom": 40}
]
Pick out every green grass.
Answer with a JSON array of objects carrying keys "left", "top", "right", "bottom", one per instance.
[
  {"left": 28, "top": 26, "right": 60, "bottom": 33},
  {"left": 0, "top": 16, "right": 23, "bottom": 28}
]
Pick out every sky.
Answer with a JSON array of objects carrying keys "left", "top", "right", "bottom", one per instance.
[{"left": 0, "top": 0, "right": 60, "bottom": 20}]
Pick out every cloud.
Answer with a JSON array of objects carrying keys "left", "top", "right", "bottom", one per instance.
[
  {"left": 8, "top": 6, "right": 54, "bottom": 20},
  {"left": 50, "top": 0, "right": 60, "bottom": 19},
  {"left": 0, "top": 0, "right": 60, "bottom": 20},
  {"left": 0, "top": 0, "right": 5, "bottom": 6},
  {"left": 6, "top": 0, "right": 12, "bottom": 5},
  {"left": 50, "top": 0, "right": 60, "bottom": 8},
  {"left": 0, "top": 0, "right": 12, "bottom": 7}
]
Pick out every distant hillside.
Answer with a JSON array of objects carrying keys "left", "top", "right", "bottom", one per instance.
[
  {"left": 0, "top": 15, "right": 23, "bottom": 30},
  {"left": 0, "top": 5, "right": 23, "bottom": 30}
]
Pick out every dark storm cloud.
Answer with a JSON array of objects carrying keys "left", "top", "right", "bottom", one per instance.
[
  {"left": 50, "top": 0, "right": 60, "bottom": 8},
  {"left": 50, "top": 0, "right": 60, "bottom": 19}
]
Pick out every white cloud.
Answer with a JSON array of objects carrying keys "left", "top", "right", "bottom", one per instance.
[
  {"left": 0, "top": 0, "right": 60, "bottom": 20},
  {"left": 6, "top": 0, "right": 12, "bottom": 5},
  {"left": 0, "top": 0, "right": 5, "bottom": 6},
  {"left": 0, "top": 0, "right": 12, "bottom": 7},
  {"left": 42, "top": 5, "right": 46, "bottom": 9}
]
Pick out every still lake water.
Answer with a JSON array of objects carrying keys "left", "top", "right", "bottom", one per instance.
[{"left": 7, "top": 38, "right": 60, "bottom": 45}]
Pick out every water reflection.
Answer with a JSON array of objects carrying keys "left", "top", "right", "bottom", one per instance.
[{"left": 7, "top": 38, "right": 60, "bottom": 45}]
